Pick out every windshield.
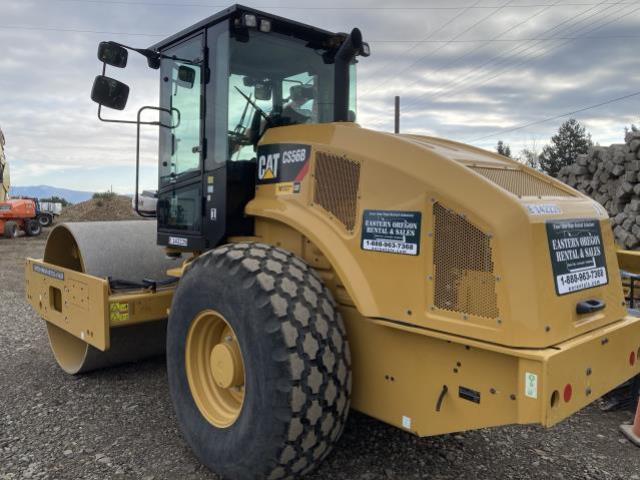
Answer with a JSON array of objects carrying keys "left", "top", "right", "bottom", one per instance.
[{"left": 227, "top": 30, "right": 348, "bottom": 161}]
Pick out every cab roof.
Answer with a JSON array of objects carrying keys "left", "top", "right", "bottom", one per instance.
[{"left": 149, "top": 4, "right": 338, "bottom": 52}]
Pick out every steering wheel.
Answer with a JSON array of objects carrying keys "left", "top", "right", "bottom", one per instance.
[{"left": 228, "top": 130, "right": 252, "bottom": 151}]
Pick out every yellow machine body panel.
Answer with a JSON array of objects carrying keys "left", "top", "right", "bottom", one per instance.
[
  {"left": 25, "top": 258, "right": 174, "bottom": 351},
  {"left": 617, "top": 249, "right": 640, "bottom": 273},
  {"left": 26, "top": 258, "right": 111, "bottom": 350},
  {"left": 345, "top": 311, "right": 640, "bottom": 435},
  {"left": 247, "top": 218, "right": 640, "bottom": 435},
  {"left": 247, "top": 123, "right": 627, "bottom": 349}
]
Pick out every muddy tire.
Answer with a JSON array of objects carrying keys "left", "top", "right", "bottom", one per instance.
[
  {"left": 3, "top": 221, "right": 17, "bottom": 239},
  {"left": 167, "top": 243, "right": 351, "bottom": 480},
  {"left": 26, "top": 220, "right": 41, "bottom": 237}
]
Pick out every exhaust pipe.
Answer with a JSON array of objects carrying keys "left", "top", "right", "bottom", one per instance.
[{"left": 334, "top": 28, "right": 363, "bottom": 123}]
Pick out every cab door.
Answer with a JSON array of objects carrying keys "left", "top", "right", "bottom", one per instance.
[{"left": 157, "top": 33, "right": 206, "bottom": 249}]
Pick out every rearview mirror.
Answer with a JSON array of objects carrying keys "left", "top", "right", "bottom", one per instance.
[
  {"left": 97, "top": 41, "right": 128, "bottom": 68},
  {"left": 177, "top": 66, "right": 196, "bottom": 88},
  {"left": 254, "top": 82, "right": 272, "bottom": 101},
  {"left": 91, "top": 75, "right": 130, "bottom": 110}
]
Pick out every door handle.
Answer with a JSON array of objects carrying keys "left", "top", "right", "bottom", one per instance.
[{"left": 576, "top": 299, "right": 606, "bottom": 314}]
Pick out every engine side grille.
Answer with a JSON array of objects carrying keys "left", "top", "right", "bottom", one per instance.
[
  {"left": 313, "top": 152, "right": 361, "bottom": 231},
  {"left": 433, "top": 203, "right": 499, "bottom": 319},
  {"left": 470, "top": 166, "right": 575, "bottom": 197}
]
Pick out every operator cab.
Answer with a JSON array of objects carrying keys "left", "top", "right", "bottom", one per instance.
[{"left": 90, "top": 5, "right": 368, "bottom": 251}]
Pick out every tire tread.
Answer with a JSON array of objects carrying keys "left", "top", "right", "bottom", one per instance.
[{"left": 197, "top": 243, "right": 352, "bottom": 479}]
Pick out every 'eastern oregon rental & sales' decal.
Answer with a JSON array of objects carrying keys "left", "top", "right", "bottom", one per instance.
[
  {"left": 546, "top": 218, "right": 608, "bottom": 295},
  {"left": 361, "top": 210, "right": 422, "bottom": 256}
]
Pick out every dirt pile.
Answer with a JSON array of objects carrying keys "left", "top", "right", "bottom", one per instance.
[{"left": 57, "top": 193, "right": 140, "bottom": 223}]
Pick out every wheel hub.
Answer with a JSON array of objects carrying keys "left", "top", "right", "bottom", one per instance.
[
  {"left": 185, "top": 310, "right": 246, "bottom": 428},
  {"left": 210, "top": 339, "right": 244, "bottom": 389}
]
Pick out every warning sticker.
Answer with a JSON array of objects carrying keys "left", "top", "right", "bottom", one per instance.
[
  {"left": 401, "top": 416, "right": 412, "bottom": 430},
  {"left": 361, "top": 210, "right": 421, "bottom": 256},
  {"left": 546, "top": 219, "right": 608, "bottom": 295},
  {"left": 525, "top": 372, "right": 538, "bottom": 399},
  {"left": 109, "top": 302, "right": 129, "bottom": 322},
  {"left": 275, "top": 181, "right": 301, "bottom": 195},
  {"left": 526, "top": 204, "right": 561, "bottom": 216}
]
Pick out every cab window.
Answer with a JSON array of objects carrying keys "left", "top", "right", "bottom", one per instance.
[
  {"left": 159, "top": 36, "right": 204, "bottom": 185},
  {"left": 225, "top": 30, "right": 339, "bottom": 161}
]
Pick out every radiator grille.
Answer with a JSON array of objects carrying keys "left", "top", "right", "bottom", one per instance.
[
  {"left": 470, "top": 166, "right": 575, "bottom": 197},
  {"left": 313, "top": 152, "right": 361, "bottom": 231},
  {"left": 433, "top": 203, "right": 499, "bottom": 319}
]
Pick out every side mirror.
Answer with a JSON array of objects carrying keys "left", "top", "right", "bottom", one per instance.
[
  {"left": 91, "top": 75, "right": 130, "bottom": 110},
  {"left": 254, "top": 82, "right": 272, "bottom": 101},
  {"left": 177, "top": 66, "right": 196, "bottom": 88},
  {"left": 97, "top": 41, "right": 128, "bottom": 68}
]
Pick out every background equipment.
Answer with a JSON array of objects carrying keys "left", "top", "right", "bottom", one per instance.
[
  {"left": 1, "top": 198, "right": 41, "bottom": 238},
  {"left": 0, "top": 127, "right": 9, "bottom": 202}
]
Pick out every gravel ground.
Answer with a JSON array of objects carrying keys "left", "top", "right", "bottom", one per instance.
[{"left": 2, "top": 234, "right": 640, "bottom": 480}]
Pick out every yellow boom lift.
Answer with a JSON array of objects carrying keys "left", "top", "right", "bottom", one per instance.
[{"left": 25, "top": 6, "right": 640, "bottom": 479}]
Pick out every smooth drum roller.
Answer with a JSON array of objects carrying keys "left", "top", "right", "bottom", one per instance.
[{"left": 43, "top": 221, "right": 181, "bottom": 374}]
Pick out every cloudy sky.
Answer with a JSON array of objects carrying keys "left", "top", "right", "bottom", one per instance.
[{"left": 2, "top": 0, "right": 640, "bottom": 193}]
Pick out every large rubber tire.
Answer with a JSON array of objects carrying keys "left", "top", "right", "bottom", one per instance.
[
  {"left": 26, "top": 219, "right": 41, "bottom": 237},
  {"left": 167, "top": 243, "right": 351, "bottom": 480},
  {"left": 38, "top": 213, "right": 52, "bottom": 227},
  {"left": 3, "top": 221, "right": 17, "bottom": 239}
]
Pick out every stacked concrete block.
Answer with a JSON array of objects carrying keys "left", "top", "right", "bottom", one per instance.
[{"left": 556, "top": 130, "right": 640, "bottom": 248}]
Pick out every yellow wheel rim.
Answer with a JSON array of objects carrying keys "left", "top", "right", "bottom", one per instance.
[{"left": 186, "top": 310, "right": 246, "bottom": 428}]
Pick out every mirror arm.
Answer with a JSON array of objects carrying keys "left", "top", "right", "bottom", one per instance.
[{"left": 108, "top": 40, "right": 201, "bottom": 66}]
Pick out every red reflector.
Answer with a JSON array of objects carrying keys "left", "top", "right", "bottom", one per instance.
[
  {"left": 630, "top": 351, "right": 636, "bottom": 366},
  {"left": 563, "top": 384, "right": 573, "bottom": 403}
]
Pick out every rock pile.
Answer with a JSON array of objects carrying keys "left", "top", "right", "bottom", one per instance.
[{"left": 556, "top": 129, "right": 640, "bottom": 248}]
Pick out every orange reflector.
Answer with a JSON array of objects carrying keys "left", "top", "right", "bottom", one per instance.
[
  {"left": 563, "top": 384, "right": 573, "bottom": 403},
  {"left": 630, "top": 351, "right": 636, "bottom": 366}
]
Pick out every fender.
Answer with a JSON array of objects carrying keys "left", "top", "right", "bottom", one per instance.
[{"left": 245, "top": 122, "right": 626, "bottom": 349}]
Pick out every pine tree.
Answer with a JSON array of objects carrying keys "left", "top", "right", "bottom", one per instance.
[
  {"left": 496, "top": 140, "right": 512, "bottom": 158},
  {"left": 539, "top": 118, "right": 593, "bottom": 177}
]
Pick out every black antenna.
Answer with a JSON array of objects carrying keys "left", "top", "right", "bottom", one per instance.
[{"left": 394, "top": 96, "right": 400, "bottom": 134}]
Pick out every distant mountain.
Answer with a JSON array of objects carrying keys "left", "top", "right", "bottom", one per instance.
[{"left": 11, "top": 185, "right": 94, "bottom": 204}]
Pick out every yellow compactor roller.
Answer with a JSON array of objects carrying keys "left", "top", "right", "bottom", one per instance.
[{"left": 25, "top": 5, "right": 640, "bottom": 479}]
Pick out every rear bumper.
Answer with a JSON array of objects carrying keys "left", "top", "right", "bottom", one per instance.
[
  {"left": 349, "top": 311, "right": 640, "bottom": 436},
  {"left": 537, "top": 315, "right": 640, "bottom": 426}
]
